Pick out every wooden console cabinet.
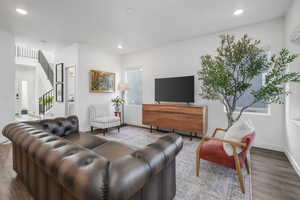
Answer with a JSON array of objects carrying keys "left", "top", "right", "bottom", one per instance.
[{"left": 142, "top": 104, "right": 208, "bottom": 136}]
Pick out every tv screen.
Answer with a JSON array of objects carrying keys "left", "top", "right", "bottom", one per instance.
[{"left": 155, "top": 76, "right": 194, "bottom": 103}]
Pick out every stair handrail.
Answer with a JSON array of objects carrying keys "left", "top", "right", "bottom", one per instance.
[
  {"left": 39, "top": 89, "right": 54, "bottom": 115},
  {"left": 38, "top": 50, "right": 54, "bottom": 86}
]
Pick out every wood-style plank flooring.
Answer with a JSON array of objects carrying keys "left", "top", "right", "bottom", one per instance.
[
  {"left": 251, "top": 147, "right": 300, "bottom": 200},
  {"left": 1, "top": 127, "right": 300, "bottom": 200}
]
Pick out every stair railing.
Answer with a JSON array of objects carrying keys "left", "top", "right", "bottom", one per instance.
[
  {"left": 38, "top": 50, "right": 54, "bottom": 86},
  {"left": 15, "top": 45, "right": 39, "bottom": 60},
  {"left": 39, "top": 89, "right": 54, "bottom": 115},
  {"left": 15, "top": 46, "right": 54, "bottom": 86}
]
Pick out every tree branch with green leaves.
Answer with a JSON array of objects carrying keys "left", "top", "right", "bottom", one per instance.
[{"left": 198, "top": 34, "right": 300, "bottom": 129}]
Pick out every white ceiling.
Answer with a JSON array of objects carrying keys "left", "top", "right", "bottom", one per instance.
[{"left": 0, "top": 0, "right": 292, "bottom": 54}]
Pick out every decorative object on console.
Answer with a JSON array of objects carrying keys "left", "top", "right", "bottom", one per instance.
[
  {"left": 198, "top": 34, "right": 300, "bottom": 129},
  {"left": 111, "top": 96, "right": 125, "bottom": 113},
  {"left": 56, "top": 83, "right": 64, "bottom": 102},
  {"left": 142, "top": 104, "right": 207, "bottom": 139},
  {"left": 89, "top": 69, "right": 115, "bottom": 93},
  {"left": 196, "top": 128, "right": 256, "bottom": 193}
]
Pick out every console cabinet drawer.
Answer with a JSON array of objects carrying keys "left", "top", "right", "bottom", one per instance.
[{"left": 142, "top": 104, "right": 207, "bottom": 135}]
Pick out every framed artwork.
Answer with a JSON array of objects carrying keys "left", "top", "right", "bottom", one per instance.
[
  {"left": 89, "top": 70, "right": 115, "bottom": 93},
  {"left": 56, "top": 63, "right": 64, "bottom": 83},
  {"left": 56, "top": 83, "right": 64, "bottom": 102}
]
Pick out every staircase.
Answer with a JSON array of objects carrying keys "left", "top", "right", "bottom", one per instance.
[
  {"left": 16, "top": 45, "right": 55, "bottom": 116},
  {"left": 39, "top": 89, "right": 54, "bottom": 115},
  {"left": 38, "top": 50, "right": 54, "bottom": 86}
]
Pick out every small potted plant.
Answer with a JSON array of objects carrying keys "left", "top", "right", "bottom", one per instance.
[{"left": 111, "top": 96, "right": 125, "bottom": 112}]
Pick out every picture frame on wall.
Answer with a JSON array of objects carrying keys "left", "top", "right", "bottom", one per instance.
[
  {"left": 56, "top": 83, "right": 64, "bottom": 102},
  {"left": 89, "top": 70, "right": 116, "bottom": 93},
  {"left": 56, "top": 63, "right": 64, "bottom": 83}
]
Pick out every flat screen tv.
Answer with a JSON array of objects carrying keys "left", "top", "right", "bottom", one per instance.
[{"left": 155, "top": 76, "right": 194, "bottom": 103}]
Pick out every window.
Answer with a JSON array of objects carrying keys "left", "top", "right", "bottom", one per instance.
[
  {"left": 235, "top": 73, "right": 269, "bottom": 114},
  {"left": 125, "top": 68, "right": 143, "bottom": 105}
]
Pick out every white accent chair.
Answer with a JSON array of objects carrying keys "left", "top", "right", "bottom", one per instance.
[{"left": 88, "top": 104, "right": 121, "bottom": 135}]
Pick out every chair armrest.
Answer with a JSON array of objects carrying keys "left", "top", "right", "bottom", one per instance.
[
  {"left": 212, "top": 128, "right": 226, "bottom": 137},
  {"left": 204, "top": 136, "right": 247, "bottom": 148}
]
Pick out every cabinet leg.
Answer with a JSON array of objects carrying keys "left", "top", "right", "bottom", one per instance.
[
  {"left": 91, "top": 126, "right": 94, "bottom": 132},
  {"left": 190, "top": 132, "right": 193, "bottom": 141},
  {"left": 150, "top": 126, "right": 153, "bottom": 133}
]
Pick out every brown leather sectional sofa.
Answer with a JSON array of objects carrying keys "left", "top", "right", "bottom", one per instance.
[{"left": 3, "top": 116, "right": 183, "bottom": 200}]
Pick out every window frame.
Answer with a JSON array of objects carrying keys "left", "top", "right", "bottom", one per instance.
[
  {"left": 124, "top": 67, "right": 143, "bottom": 105},
  {"left": 232, "top": 106, "right": 271, "bottom": 115},
  {"left": 232, "top": 71, "right": 270, "bottom": 115}
]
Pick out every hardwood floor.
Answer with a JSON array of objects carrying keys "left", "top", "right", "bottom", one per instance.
[
  {"left": 1, "top": 128, "right": 300, "bottom": 200},
  {"left": 0, "top": 143, "right": 32, "bottom": 200},
  {"left": 251, "top": 147, "right": 300, "bottom": 200}
]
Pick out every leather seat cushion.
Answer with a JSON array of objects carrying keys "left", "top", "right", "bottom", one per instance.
[
  {"left": 92, "top": 141, "right": 136, "bottom": 161},
  {"left": 92, "top": 116, "right": 120, "bottom": 123},
  {"left": 65, "top": 134, "right": 108, "bottom": 149}
]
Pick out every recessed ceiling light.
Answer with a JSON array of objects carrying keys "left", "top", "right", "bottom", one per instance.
[
  {"left": 16, "top": 8, "right": 28, "bottom": 15},
  {"left": 233, "top": 9, "right": 244, "bottom": 16},
  {"left": 126, "top": 8, "right": 135, "bottom": 14},
  {"left": 118, "top": 44, "right": 123, "bottom": 49}
]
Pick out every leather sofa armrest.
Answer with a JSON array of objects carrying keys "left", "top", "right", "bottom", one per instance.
[{"left": 108, "top": 134, "right": 183, "bottom": 200}]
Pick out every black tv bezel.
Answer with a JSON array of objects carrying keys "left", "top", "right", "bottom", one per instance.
[{"left": 155, "top": 75, "right": 195, "bottom": 103}]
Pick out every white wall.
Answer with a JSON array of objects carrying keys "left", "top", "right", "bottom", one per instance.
[
  {"left": 54, "top": 43, "right": 121, "bottom": 130},
  {"left": 285, "top": 0, "right": 300, "bottom": 175},
  {"left": 0, "top": 30, "right": 15, "bottom": 143},
  {"left": 77, "top": 44, "right": 121, "bottom": 131},
  {"left": 15, "top": 55, "right": 53, "bottom": 116},
  {"left": 54, "top": 44, "right": 79, "bottom": 117},
  {"left": 121, "top": 18, "right": 286, "bottom": 151},
  {"left": 15, "top": 65, "right": 36, "bottom": 115}
]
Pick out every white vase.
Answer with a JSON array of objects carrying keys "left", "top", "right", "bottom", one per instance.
[{"left": 114, "top": 106, "right": 120, "bottom": 112}]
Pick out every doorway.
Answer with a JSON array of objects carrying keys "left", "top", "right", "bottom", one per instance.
[
  {"left": 15, "top": 65, "right": 36, "bottom": 116},
  {"left": 65, "top": 65, "right": 76, "bottom": 116}
]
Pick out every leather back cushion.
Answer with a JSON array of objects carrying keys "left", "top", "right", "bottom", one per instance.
[{"left": 32, "top": 116, "right": 79, "bottom": 137}]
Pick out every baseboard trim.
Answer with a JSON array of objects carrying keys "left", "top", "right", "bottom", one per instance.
[
  {"left": 253, "top": 143, "right": 284, "bottom": 152},
  {"left": 285, "top": 150, "right": 300, "bottom": 177}
]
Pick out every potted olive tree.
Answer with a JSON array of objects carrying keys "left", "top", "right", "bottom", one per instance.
[{"left": 198, "top": 34, "right": 300, "bottom": 129}]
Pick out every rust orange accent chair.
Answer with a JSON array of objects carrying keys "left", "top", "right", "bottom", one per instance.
[{"left": 195, "top": 128, "right": 256, "bottom": 193}]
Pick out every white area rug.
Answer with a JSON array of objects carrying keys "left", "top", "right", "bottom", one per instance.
[{"left": 102, "top": 126, "right": 252, "bottom": 200}]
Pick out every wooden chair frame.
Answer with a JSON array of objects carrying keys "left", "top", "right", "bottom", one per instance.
[{"left": 195, "top": 128, "right": 250, "bottom": 193}]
